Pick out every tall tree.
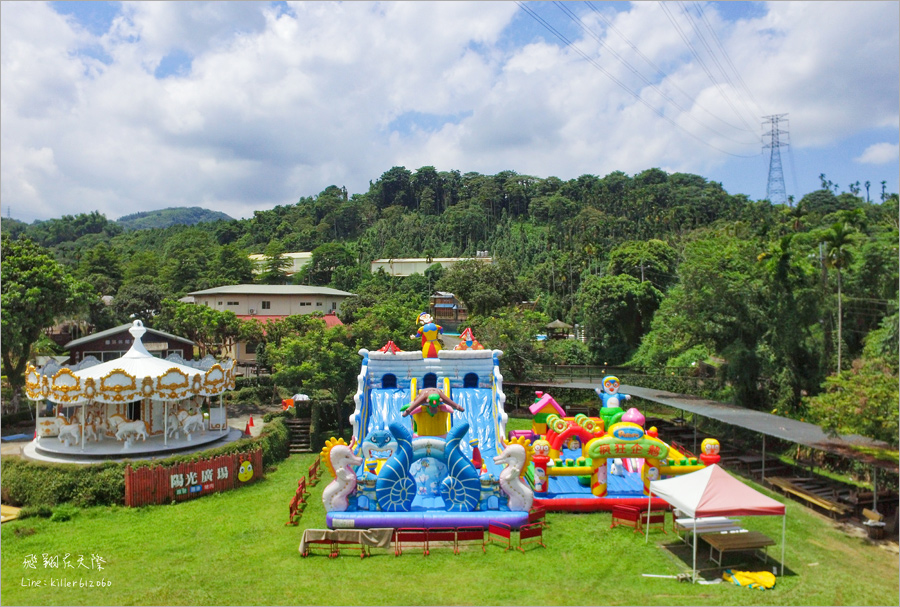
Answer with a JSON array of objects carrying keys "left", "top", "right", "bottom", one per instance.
[
  {"left": 258, "top": 240, "right": 292, "bottom": 285},
  {"left": 1, "top": 237, "right": 92, "bottom": 408},
  {"left": 823, "top": 222, "right": 856, "bottom": 372}
]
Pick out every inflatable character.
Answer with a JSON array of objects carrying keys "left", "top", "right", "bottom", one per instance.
[
  {"left": 597, "top": 376, "right": 631, "bottom": 408},
  {"left": 453, "top": 327, "right": 484, "bottom": 350},
  {"left": 531, "top": 439, "right": 551, "bottom": 493},
  {"left": 321, "top": 438, "right": 363, "bottom": 512},
  {"left": 494, "top": 437, "right": 534, "bottom": 512},
  {"left": 416, "top": 312, "right": 443, "bottom": 358},
  {"left": 595, "top": 375, "right": 630, "bottom": 429},
  {"left": 699, "top": 438, "right": 721, "bottom": 466},
  {"left": 401, "top": 388, "right": 464, "bottom": 437}
]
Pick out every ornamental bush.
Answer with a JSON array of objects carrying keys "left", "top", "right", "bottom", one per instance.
[{"left": 0, "top": 419, "right": 291, "bottom": 507}]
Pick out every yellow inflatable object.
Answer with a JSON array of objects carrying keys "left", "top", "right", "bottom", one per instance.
[{"left": 722, "top": 569, "right": 776, "bottom": 590}]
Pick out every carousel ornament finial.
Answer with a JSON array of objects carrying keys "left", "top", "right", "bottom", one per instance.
[{"left": 124, "top": 320, "right": 153, "bottom": 358}]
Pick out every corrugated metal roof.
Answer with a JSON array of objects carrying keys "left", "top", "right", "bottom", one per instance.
[{"left": 188, "top": 284, "right": 354, "bottom": 297}]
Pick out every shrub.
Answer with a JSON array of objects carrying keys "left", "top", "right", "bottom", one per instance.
[
  {"left": 50, "top": 504, "right": 79, "bottom": 522},
  {"left": 0, "top": 419, "right": 291, "bottom": 508},
  {"left": 0, "top": 458, "right": 126, "bottom": 508}
]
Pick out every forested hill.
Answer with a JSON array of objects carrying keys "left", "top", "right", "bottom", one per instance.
[
  {"left": 116, "top": 207, "right": 233, "bottom": 230},
  {"left": 2, "top": 166, "right": 897, "bottom": 441}
]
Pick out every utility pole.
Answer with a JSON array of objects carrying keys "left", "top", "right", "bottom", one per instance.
[{"left": 763, "top": 114, "right": 790, "bottom": 206}]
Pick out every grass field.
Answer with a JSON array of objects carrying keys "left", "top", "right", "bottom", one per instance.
[{"left": 2, "top": 436, "right": 898, "bottom": 605}]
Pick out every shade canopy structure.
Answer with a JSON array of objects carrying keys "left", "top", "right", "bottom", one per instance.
[
  {"left": 25, "top": 321, "right": 236, "bottom": 405},
  {"left": 650, "top": 464, "right": 786, "bottom": 518},
  {"left": 647, "top": 464, "right": 786, "bottom": 581},
  {"left": 545, "top": 319, "right": 573, "bottom": 330}
]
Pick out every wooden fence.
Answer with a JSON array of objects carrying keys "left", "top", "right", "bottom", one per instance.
[{"left": 125, "top": 449, "right": 264, "bottom": 507}]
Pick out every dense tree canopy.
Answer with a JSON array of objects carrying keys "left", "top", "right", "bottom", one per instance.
[{"left": 2, "top": 165, "right": 897, "bottom": 442}]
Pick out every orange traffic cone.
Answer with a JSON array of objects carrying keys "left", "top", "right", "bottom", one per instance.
[
  {"left": 244, "top": 421, "right": 251, "bottom": 436},
  {"left": 249, "top": 416, "right": 255, "bottom": 427}
]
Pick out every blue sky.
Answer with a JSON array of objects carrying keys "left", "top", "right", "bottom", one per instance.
[{"left": 2, "top": 1, "right": 897, "bottom": 222}]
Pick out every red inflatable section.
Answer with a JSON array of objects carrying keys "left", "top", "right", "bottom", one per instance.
[{"left": 534, "top": 496, "right": 669, "bottom": 512}]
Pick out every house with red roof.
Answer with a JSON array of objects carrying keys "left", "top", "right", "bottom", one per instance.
[{"left": 185, "top": 285, "right": 353, "bottom": 363}]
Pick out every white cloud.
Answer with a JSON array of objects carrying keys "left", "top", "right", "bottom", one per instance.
[
  {"left": 0, "top": 1, "right": 897, "bottom": 222},
  {"left": 855, "top": 143, "right": 900, "bottom": 165}
]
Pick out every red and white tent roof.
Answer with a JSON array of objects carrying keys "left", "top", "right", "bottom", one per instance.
[{"left": 649, "top": 464, "right": 785, "bottom": 518}]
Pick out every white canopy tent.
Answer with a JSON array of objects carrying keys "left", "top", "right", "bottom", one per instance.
[{"left": 647, "top": 464, "right": 786, "bottom": 582}]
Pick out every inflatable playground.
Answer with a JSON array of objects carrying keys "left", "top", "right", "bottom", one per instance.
[
  {"left": 509, "top": 382, "right": 721, "bottom": 512},
  {"left": 317, "top": 313, "right": 722, "bottom": 530}
]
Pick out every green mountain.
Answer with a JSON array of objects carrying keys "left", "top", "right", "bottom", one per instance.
[{"left": 116, "top": 207, "right": 233, "bottom": 230}]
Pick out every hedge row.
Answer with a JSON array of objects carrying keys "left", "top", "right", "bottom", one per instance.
[{"left": 0, "top": 419, "right": 290, "bottom": 508}]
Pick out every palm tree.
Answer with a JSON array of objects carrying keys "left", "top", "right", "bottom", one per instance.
[{"left": 823, "top": 222, "right": 855, "bottom": 372}]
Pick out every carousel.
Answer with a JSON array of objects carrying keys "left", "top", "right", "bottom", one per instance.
[{"left": 22, "top": 320, "right": 239, "bottom": 462}]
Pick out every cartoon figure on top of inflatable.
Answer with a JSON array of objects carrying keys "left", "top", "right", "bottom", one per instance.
[
  {"left": 595, "top": 375, "right": 631, "bottom": 430},
  {"left": 416, "top": 312, "right": 443, "bottom": 358},
  {"left": 454, "top": 327, "right": 484, "bottom": 351}
]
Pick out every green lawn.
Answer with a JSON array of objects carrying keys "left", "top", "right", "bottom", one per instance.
[{"left": 2, "top": 448, "right": 897, "bottom": 606}]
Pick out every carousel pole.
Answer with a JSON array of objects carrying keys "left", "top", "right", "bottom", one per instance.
[
  {"left": 220, "top": 393, "right": 225, "bottom": 434},
  {"left": 81, "top": 402, "right": 87, "bottom": 451},
  {"left": 164, "top": 401, "right": 168, "bottom": 446}
]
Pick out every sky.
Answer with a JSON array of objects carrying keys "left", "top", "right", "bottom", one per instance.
[{"left": 1, "top": 1, "right": 898, "bottom": 223}]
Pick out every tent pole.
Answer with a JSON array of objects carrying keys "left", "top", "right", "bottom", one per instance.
[
  {"left": 164, "top": 401, "right": 168, "bottom": 446},
  {"left": 781, "top": 512, "right": 786, "bottom": 576},
  {"left": 645, "top": 490, "right": 652, "bottom": 543},
  {"left": 692, "top": 519, "right": 697, "bottom": 583}
]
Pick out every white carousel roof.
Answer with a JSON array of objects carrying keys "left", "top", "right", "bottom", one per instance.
[{"left": 25, "top": 321, "right": 236, "bottom": 405}]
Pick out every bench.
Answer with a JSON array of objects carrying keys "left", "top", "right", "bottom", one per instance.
[
  {"left": 702, "top": 530, "right": 775, "bottom": 567},
  {"left": 767, "top": 477, "right": 851, "bottom": 518},
  {"left": 285, "top": 477, "right": 309, "bottom": 526},
  {"left": 674, "top": 517, "right": 742, "bottom": 545}
]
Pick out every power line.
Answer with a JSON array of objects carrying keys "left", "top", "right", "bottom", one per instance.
[
  {"left": 515, "top": 1, "right": 761, "bottom": 159},
  {"left": 678, "top": 1, "right": 762, "bottom": 125},
  {"left": 585, "top": 1, "right": 756, "bottom": 134},
  {"left": 553, "top": 1, "right": 760, "bottom": 147},
  {"left": 692, "top": 1, "right": 764, "bottom": 117},
  {"left": 658, "top": 1, "right": 758, "bottom": 133}
]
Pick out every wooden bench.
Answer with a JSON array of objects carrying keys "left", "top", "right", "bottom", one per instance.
[
  {"left": 285, "top": 477, "right": 309, "bottom": 526},
  {"left": 767, "top": 477, "right": 851, "bottom": 518},
  {"left": 702, "top": 530, "right": 774, "bottom": 567}
]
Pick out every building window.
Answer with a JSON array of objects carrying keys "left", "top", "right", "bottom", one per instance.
[
  {"left": 227, "top": 301, "right": 239, "bottom": 306},
  {"left": 331, "top": 302, "right": 337, "bottom": 310},
  {"left": 261, "top": 301, "right": 271, "bottom": 310},
  {"left": 316, "top": 302, "right": 323, "bottom": 307},
  {"left": 218, "top": 301, "right": 223, "bottom": 306}
]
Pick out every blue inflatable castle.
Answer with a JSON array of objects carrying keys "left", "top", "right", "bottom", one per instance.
[{"left": 320, "top": 315, "right": 533, "bottom": 529}]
